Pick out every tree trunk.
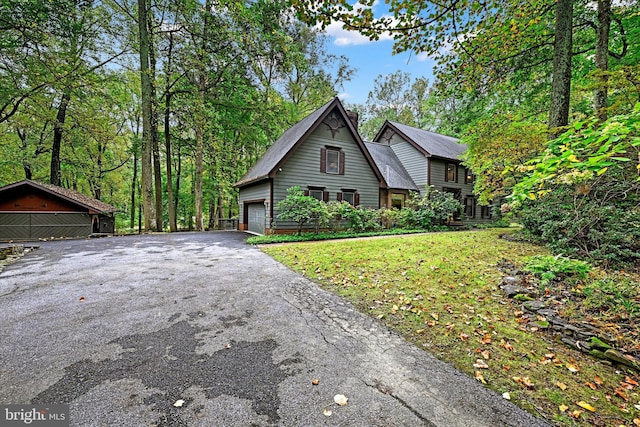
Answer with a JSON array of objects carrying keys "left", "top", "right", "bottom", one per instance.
[
  {"left": 150, "top": 21, "right": 162, "bottom": 232},
  {"left": 138, "top": 0, "right": 154, "bottom": 231},
  {"left": 595, "top": 0, "right": 611, "bottom": 120},
  {"left": 131, "top": 149, "right": 138, "bottom": 230},
  {"left": 50, "top": 92, "right": 70, "bottom": 186},
  {"left": 548, "top": 0, "right": 574, "bottom": 137},
  {"left": 194, "top": 100, "right": 204, "bottom": 231},
  {"left": 165, "top": 33, "right": 177, "bottom": 232}
]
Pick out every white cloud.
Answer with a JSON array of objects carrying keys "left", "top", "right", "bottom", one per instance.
[
  {"left": 320, "top": 1, "right": 394, "bottom": 46},
  {"left": 415, "top": 52, "right": 431, "bottom": 62},
  {"left": 337, "top": 92, "right": 353, "bottom": 100}
]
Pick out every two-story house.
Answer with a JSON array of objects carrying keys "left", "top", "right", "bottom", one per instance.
[{"left": 234, "top": 97, "right": 489, "bottom": 234}]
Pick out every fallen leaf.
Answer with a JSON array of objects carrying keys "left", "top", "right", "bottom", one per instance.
[
  {"left": 559, "top": 404, "right": 569, "bottom": 412},
  {"left": 481, "top": 350, "right": 491, "bottom": 360},
  {"left": 475, "top": 371, "right": 487, "bottom": 384},
  {"left": 481, "top": 333, "right": 492, "bottom": 344},
  {"left": 556, "top": 382, "right": 567, "bottom": 391},
  {"left": 577, "top": 401, "right": 596, "bottom": 412},
  {"left": 634, "top": 418, "right": 640, "bottom": 426},
  {"left": 614, "top": 387, "right": 629, "bottom": 401},
  {"left": 585, "top": 382, "right": 597, "bottom": 390},
  {"left": 431, "top": 312, "right": 439, "bottom": 321},
  {"left": 626, "top": 376, "right": 639, "bottom": 386},
  {"left": 474, "top": 359, "right": 489, "bottom": 369},
  {"left": 323, "top": 409, "right": 332, "bottom": 417},
  {"left": 570, "top": 409, "right": 583, "bottom": 419},
  {"left": 594, "top": 375, "right": 603, "bottom": 386},
  {"left": 459, "top": 333, "right": 469, "bottom": 341},
  {"left": 502, "top": 392, "right": 511, "bottom": 400},
  {"left": 500, "top": 340, "right": 514, "bottom": 351},
  {"left": 173, "top": 399, "right": 184, "bottom": 407},
  {"left": 334, "top": 394, "right": 348, "bottom": 406},
  {"left": 79, "top": 297, "right": 85, "bottom": 302},
  {"left": 565, "top": 363, "right": 579, "bottom": 373},
  {"left": 312, "top": 378, "right": 319, "bottom": 385},
  {"left": 512, "top": 376, "right": 534, "bottom": 389},
  {"left": 225, "top": 343, "right": 231, "bottom": 349}
]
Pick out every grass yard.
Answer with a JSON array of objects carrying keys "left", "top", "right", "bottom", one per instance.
[{"left": 261, "top": 228, "right": 640, "bottom": 427}]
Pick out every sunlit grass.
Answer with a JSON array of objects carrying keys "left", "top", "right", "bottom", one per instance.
[{"left": 262, "top": 228, "right": 640, "bottom": 427}]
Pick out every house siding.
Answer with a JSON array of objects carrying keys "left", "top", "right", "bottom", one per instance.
[
  {"left": 272, "top": 120, "right": 380, "bottom": 230},
  {"left": 237, "top": 181, "right": 271, "bottom": 231},
  {"left": 388, "top": 137, "right": 428, "bottom": 191},
  {"left": 430, "top": 160, "right": 483, "bottom": 221}
]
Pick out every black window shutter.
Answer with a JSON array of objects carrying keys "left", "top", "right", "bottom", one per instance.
[
  {"left": 304, "top": 190, "right": 309, "bottom": 196},
  {"left": 339, "top": 151, "right": 345, "bottom": 175},
  {"left": 354, "top": 193, "right": 360, "bottom": 206},
  {"left": 320, "top": 148, "right": 327, "bottom": 173},
  {"left": 337, "top": 192, "right": 343, "bottom": 201},
  {"left": 323, "top": 191, "right": 329, "bottom": 202}
]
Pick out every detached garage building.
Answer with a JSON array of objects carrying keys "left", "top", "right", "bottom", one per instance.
[{"left": 0, "top": 180, "right": 119, "bottom": 241}]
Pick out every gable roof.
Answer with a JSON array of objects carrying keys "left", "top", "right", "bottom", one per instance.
[
  {"left": 234, "top": 98, "right": 384, "bottom": 188},
  {"left": 364, "top": 142, "right": 418, "bottom": 191},
  {"left": 0, "top": 180, "right": 119, "bottom": 214},
  {"left": 375, "top": 121, "right": 466, "bottom": 161}
]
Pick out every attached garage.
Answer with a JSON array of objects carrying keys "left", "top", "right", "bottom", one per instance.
[
  {"left": 246, "top": 202, "right": 266, "bottom": 235},
  {"left": 0, "top": 180, "right": 119, "bottom": 241}
]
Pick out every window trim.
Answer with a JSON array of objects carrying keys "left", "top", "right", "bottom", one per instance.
[
  {"left": 445, "top": 163, "right": 458, "bottom": 183},
  {"left": 320, "top": 146, "right": 345, "bottom": 175},
  {"left": 464, "top": 168, "right": 474, "bottom": 184},
  {"left": 464, "top": 195, "right": 476, "bottom": 218}
]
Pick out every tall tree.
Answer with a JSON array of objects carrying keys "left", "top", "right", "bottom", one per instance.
[{"left": 137, "top": 0, "right": 155, "bottom": 231}]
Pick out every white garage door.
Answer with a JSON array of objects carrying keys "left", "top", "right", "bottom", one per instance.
[{"left": 247, "top": 203, "right": 266, "bottom": 235}]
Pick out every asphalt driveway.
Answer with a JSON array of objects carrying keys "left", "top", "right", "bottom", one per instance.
[{"left": 0, "top": 232, "right": 550, "bottom": 426}]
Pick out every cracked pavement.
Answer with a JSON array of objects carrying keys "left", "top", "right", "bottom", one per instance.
[{"left": 0, "top": 232, "right": 551, "bottom": 426}]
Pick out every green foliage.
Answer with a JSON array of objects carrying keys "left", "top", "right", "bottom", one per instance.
[
  {"left": 581, "top": 274, "right": 640, "bottom": 319},
  {"left": 276, "top": 186, "right": 330, "bottom": 235},
  {"left": 510, "top": 105, "right": 640, "bottom": 267},
  {"left": 247, "top": 228, "right": 425, "bottom": 245},
  {"left": 333, "top": 201, "right": 382, "bottom": 233},
  {"left": 517, "top": 180, "right": 640, "bottom": 267},
  {"left": 511, "top": 104, "right": 640, "bottom": 203},
  {"left": 525, "top": 255, "right": 592, "bottom": 286},
  {"left": 399, "top": 188, "right": 463, "bottom": 230}
]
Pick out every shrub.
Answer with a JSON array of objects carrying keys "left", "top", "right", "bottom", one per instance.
[
  {"left": 525, "top": 255, "right": 592, "bottom": 286},
  {"left": 337, "top": 203, "right": 382, "bottom": 233},
  {"left": 276, "top": 186, "right": 330, "bottom": 235},
  {"left": 399, "top": 188, "right": 463, "bottom": 230},
  {"left": 517, "top": 176, "right": 640, "bottom": 267}
]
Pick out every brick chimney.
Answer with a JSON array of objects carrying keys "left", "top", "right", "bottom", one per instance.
[{"left": 346, "top": 110, "right": 359, "bottom": 130}]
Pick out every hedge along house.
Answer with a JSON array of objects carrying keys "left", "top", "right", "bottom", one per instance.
[
  {"left": 0, "top": 180, "right": 119, "bottom": 241},
  {"left": 234, "top": 98, "right": 389, "bottom": 234},
  {"left": 372, "top": 121, "right": 491, "bottom": 222}
]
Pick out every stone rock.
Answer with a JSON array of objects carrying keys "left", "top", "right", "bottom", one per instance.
[
  {"left": 502, "top": 276, "right": 521, "bottom": 286},
  {"left": 604, "top": 349, "right": 640, "bottom": 371},
  {"left": 501, "top": 284, "right": 525, "bottom": 297},
  {"left": 523, "top": 300, "right": 545, "bottom": 312}
]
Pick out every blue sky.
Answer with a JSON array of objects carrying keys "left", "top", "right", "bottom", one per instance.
[{"left": 319, "top": 8, "right": 436, "bottom": 106}]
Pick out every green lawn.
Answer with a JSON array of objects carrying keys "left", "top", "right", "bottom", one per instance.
[{"left": 262, "top": 228, "right": 640, "bottom": 427}]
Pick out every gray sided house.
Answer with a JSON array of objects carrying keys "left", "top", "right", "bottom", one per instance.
[
  {"left": 0, "top": 180, "right": 119, "bottom": 241},
  {"left": 372, "top": 121, "right": 492, "bottom": 222},
  {"left": 235, "top": 98, "right": 490, "bottom": 234},
  {"left": 234, "top": 98, "right": 385, "bottom": 234}
]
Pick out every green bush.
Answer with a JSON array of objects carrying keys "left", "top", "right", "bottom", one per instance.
[
  {"left": 276, "top": 186, "right": 330, "bottom": 235},
  {"left": 399, "top": 188, "right": 463, "bottom": 230},
  {"left": 525, "top": 255, "right": 592, "bottom": 286},
  {"left": 518, "top": 177, "right": 640, "bottom": 267}
]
